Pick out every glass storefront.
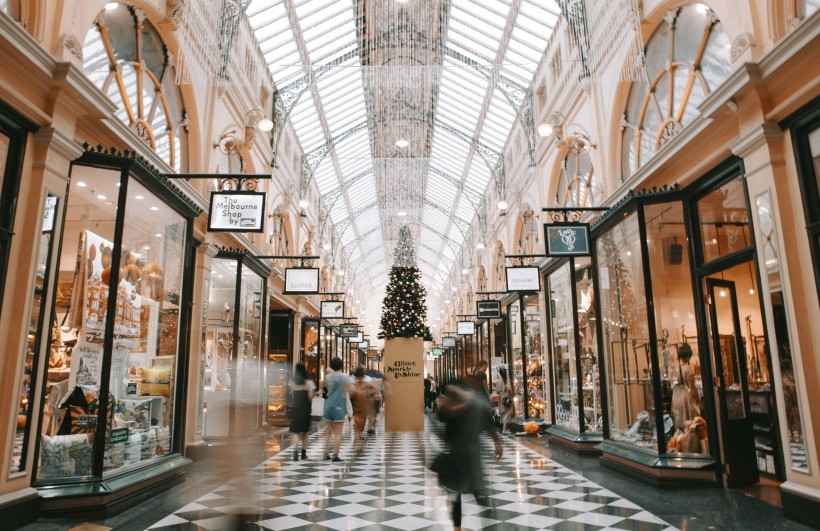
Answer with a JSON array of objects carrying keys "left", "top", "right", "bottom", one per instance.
[
  {"left": 35, "top": 152, "right": 197, "bottom": 481},
  {"left": 12, "top": 194, "right": 60, "bottom": 473},
  {"left": 547, "top": 256, "right": 601, "bottom": 441},
  {"left": 596, "top": 196, "right": 704, "bottom": 455},
  {"left": 597, "top": 211, "right": 656, "bottom": 450},
  {"left": 202, "top": 253, "right": 267, "bottom": 440}
]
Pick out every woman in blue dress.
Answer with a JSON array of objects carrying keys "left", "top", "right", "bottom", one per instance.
[{"left": 322, "top": 357, "right": 349, "bottom": 462}]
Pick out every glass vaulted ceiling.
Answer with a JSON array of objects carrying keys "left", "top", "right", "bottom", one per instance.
[{"left": 247, "top": 0, "right": 559, "bottom": 298}]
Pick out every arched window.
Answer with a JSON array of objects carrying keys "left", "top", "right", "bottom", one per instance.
[
  {"left": 620, "top": 4, "right": 731, "bottom": 180},
  {"left": 82, "top": 4, "right": 187, "bottom": 171},
  {"left": 556, "top": 150, "right": 597, "bottom": 208}
]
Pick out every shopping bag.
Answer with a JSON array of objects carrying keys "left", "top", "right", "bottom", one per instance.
[{"left": 310, "top": 395, "right": 325, "bottom": 417}]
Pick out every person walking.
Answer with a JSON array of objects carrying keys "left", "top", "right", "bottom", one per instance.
[
  {"left": 289, "top": 362, "right": 315, "bottom": 461},
  {"left": 473, "top": 359, "right": 490, "bottom": 395},
  {"left": 424, "top": 375, "right": 433, "bottom": 409},
  {"left": 494, "top": 366, "right": 515, "bottom": 434},
  {"left": 436, "top": 375, "right": 503, "bottom": 531},
  {"left": 323, "top": 357, "right": 349, "bottom": 462},
  {"left": 349, "top": 366, "right": 378, "bottom": 452}
]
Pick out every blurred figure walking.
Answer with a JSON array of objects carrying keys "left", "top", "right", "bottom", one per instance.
[
  {"left": 349, "top": 366, "right": 379, "bottom": 452},
  {"left": 436, "top": 376, "right": 503, "bottom": 531},
  {"left": 289, "top": 362, "right": 315, "bottom": 461}
]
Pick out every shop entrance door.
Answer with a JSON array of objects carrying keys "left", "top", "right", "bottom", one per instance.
[{"left": 705, "top": 278, "right": 759, "bottom": 487}]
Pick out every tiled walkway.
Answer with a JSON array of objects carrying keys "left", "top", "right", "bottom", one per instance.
[{"left": 148, "top": 417, "right": 676, "bottom": 530}]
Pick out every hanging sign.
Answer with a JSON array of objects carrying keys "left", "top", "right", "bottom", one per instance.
[
  {"left": 42, "top": 195, "right": 58, "bottom": 232},
  {"left": 476, "top": 300, "right": 502, "bottom": 319},
  {"left": 320, "top": 300, "right": 345, "bottom": 318},
  {"left": 208, "top": 191, "right": 266, "bottom": 232},
  {"left": 442, "top": 336, "right": 456, "bottom": 347},
  {"left": 283, "top": 267, "right": 319, "bottom": 294},
  {"left": 339, "top": 323, "right": 359, "bottom": 337},
  {"left": 431, "top": 347, "right": 443, "bottom": 356},
  {"left": 457, "top": 321, "right": 475, "bottom": 335},
  {"left": 544, "top": 223, "right": 591, "bottom": 256},
  {"left": 367, "top": 349, "right": 378, "bottom": 358},
  {"left": 359, "top": 340, "right": 370, "bottom": 350},
  {"left": 506, "top": 266, "right": 541, "bottom": 292},
  {"left": 350, "top": 332, "right": 364, "bottom": 343}
]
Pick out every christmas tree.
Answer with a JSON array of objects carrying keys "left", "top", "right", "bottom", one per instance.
[{"left": 379, "top": 226, "right": 433, "bottom": 340}]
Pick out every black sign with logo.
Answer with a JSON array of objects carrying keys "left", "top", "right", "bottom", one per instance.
[
  {"left": 339, "top": 324, "right": 358, "bottom": 337},
  {"left": 476, "top": 300, "right": 501, "bottom": 319},
  {"left": 544, "top": 223, "right": 591, "bottom": 256}
]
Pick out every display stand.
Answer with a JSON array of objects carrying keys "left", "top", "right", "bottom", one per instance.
[{"left": 383, "top": 337, "right": 424, "bottom": 432}]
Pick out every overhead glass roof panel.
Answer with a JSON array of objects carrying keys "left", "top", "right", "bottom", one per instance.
[{"left": 247, "top": 0, "right": 557, "bottom": 296}]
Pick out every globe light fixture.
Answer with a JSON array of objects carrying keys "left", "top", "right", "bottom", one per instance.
[
  {"left": 497, "top": 199, "right": 508, "bottom": 210},
  {"left": 298, "top": 198, "right": 309, "bottom": 209}
]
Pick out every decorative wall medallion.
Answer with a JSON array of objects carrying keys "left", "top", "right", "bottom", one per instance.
[
  {"left": 61, "top": 34, "right": 83, "bottom": 61},
  {"left": 730, "top": 32, "right": 755, "bottom": 62}
]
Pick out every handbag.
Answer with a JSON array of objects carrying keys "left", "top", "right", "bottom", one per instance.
[
  {"left": 501, "top": 393, "right": 513, "bottom": 408},
  {"left": 429, "top": 452, "right": 467, "bottom": 491}
]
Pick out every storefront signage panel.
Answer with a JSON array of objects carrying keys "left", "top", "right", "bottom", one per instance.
[
  {"left": 431, "top": 347, "right": 443, "bottom": 356},
  {"left": 442, "top": 336, "right": 456, "bottom": 347},
  {"left": 320, "top": 300, "right": 344, "bottom": 318},
  {"left": 506, "top": 266, "right": 541, "bottom": 292},
  {"left": 476, "top": 300, "right": 501, "bottom": 319},
  {"left": 367, "top": 349, "right": 378, "bottom": 358},
  {"left": 359, "top": 340, "right": 369, "bottom": 350},
  {"left": 42, "top": 195, "right": 58, "bottom": 232},
  {"left": 544, "top": 223, "right": 591, "bottom": 256},
  {"left": 339, "top": 323, "right": 358, "bottom": 337},
  {"left": 350, "top": 332, "right": 364, "bottom": 343},
  {"left": 457, "top": 321, "right": 476, "bottom": 335},
  {"left": 283, "top": 268, "right": 319, "bottom": 294},
  {"left": 208, "top": 191, "right": 266, "bottom": 232}
]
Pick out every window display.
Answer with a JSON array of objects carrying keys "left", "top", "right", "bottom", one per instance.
[
  {"left": 645, "top": 201, "right": 705, "bottom": 454},
  {"left": 550, "top": 262, "right": 577, "bottom": 430},
  {"left": 36, "top": 155, "right": 196, "bottom": 481},
  {"left": 597, "top": 212, "right": 656, "bottom": 450},
  {"left": 756, "top": 191, "right": 808, "bottom": 472},
  {"left": 548, "top": 256, "right": 601, "bottom": 438},
  {"left": 523, "top": 295, "right": 546, "bottom": 420},
  {"left": 203, "top": 255, "right": 266, "bottom": 439},
  {"left": 12, "top": 194, "right": 60, "bottom": 473}
]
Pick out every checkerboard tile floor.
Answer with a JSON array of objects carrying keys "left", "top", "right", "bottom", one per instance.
[{"left": 149, "top": 417, "right": 678, "bottom": 530}]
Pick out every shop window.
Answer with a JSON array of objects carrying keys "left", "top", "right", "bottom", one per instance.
[
  {"left": 596, "top": 212, "right": 655, "bottom": 450},
  {"left": 697, "top": 175, "right": 752, "bottom": 263},
  {"left": 645, "top": 201, "right": 706, "bottom": 454},
  {"left": 620, "top": 4, "right": 731, "bottom": 180},
  {"left": 756, "top": 191, "right": 808, "bottom": 472},
  {"left": 557, "top": 150, "right": 597, "bottom": 208},
  {"left": 301, "top": 319, "right": 321, "bottom": 387},
  {"left": 203, "top": 256, "right": 266, "bottom": 439},
  {"left": 82, "top": 4, "right": 187, "bottom": 171},
  {"left": 548, "top": 256, "right": 601, "bottom": 436},
  {"left": 11, "top": 194, "right": 60, "bottom": 473},
  {"left": 549, "top": 262, "right": 578, "bottom": 430},
  {"left": 36, "top": 154, "right": 196, "bottom": 482}
]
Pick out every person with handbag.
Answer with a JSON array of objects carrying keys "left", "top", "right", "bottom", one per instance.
[{"left": 434, "top": 375, "right": 503, "bottom": 531}]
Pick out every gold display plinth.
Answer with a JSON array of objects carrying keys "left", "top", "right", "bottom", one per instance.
[{"left": 383, "top": 337, "right": 425, "bottom": 432}]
